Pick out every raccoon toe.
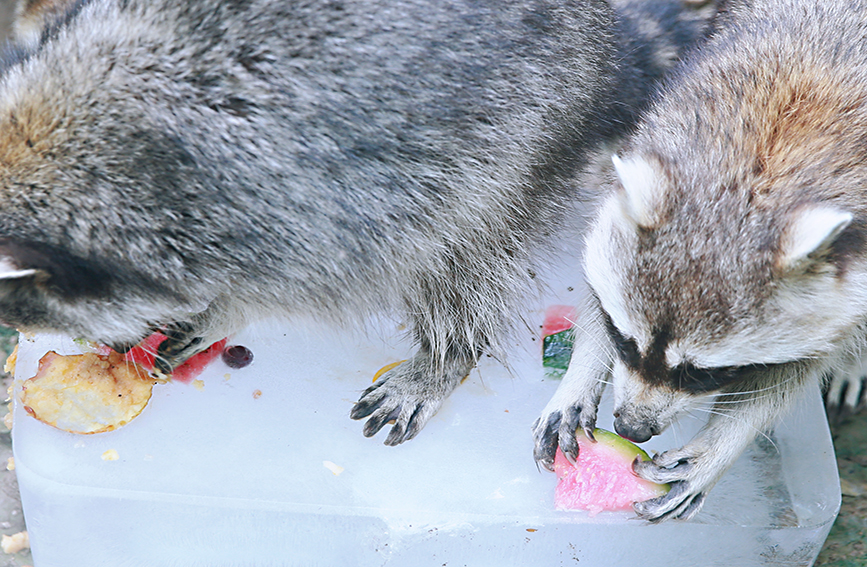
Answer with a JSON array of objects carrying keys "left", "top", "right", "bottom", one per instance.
[
  {"left": 350, "top": 356, "right": 469, "bottom": 446},
  {"left": 349, "top": 381, "right": 388, "bottom": 421},
  {"left": 631, "top": 449, "right": 712, "bottom": 522},
  {"left": 824, "top": 372, "right": 867, "bottom": 423},
  {"left": 153, "top": 321, "right": 206, "bottom": 376},
  {"left": 632, "top": 454, "right": 694, "bottom": 484},
  {"left": 532, "top": 411, "right": 563, "bottom": 471},
  {"left": 633, "top": 482, "right": 706, "bottom": 523},
  {"left": 532, "top": 403, "right": 593, "bottom": 470},
  {"left": 356, "top": 399, "right": 431, "bottom": 445}
]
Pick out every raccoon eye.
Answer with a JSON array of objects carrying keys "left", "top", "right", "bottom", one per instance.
[
  {"left": 671, "top": 362, "right": 770, "bottom": 393},
  {"left": 600, "top": 309, "right": 641, "bottom": 370}
]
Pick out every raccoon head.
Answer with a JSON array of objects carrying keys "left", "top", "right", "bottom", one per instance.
[
  {"left": 584, "top": 153, "right": 865, "bottom": 442},
  {"left": 0, "top": 238, "right": 202, "bottom": 350},
  {"left": 0, "top": 50, "right": 219, "bottom": 351}
]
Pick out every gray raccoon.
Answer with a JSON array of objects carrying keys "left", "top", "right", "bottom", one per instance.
[
  {"left": 0, "top": 0, "right": 716, "bottom": 446},
  {"left": 534, "top": 0, "right": 867, "bottom": 521}
]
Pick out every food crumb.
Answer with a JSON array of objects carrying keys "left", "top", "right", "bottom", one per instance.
[
  {"left": 192, "top": 379, "right": 205, "bottom": 391},
  {"left": 3, "top": 412, "right": 11, "bottom": 431},
  {"left": 3, "top": 344, "right": 17, "bottom": 375},
  {"left": 323, "top": 460, "right": 344, "bottom": 476},
  {"left": 252, "top": 389, "right": 262, "bottom": 399},
  {"left": 526, "top": 528, "right": 538, "bottom": 533},
  {"left": 5, "top": 457, "right": 13, "bottom": 471},
  {"left": 102, "top": 449, "right": 119, "bottom": 461},
  {"left": 1, "top": 531, "right": 29, "bottom": 554}
]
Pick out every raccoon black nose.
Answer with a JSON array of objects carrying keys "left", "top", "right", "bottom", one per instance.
[{"left": 614, "top": 416, "right": 653, "bottom": 444}]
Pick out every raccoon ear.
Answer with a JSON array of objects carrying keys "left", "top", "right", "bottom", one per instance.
[
  {"left": 0, "top": 258, "right": 38, "bottom": 280},
  {"left": 778, "top": 207, "right": 853, "bottom": 270},
  {"left": 0, "top": 242, "right": 44, "bottom": 281},
  {"left": 611, "top": 154, "right": 662, "bottom": 229}
]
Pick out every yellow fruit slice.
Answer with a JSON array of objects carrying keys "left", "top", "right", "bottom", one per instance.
[{"left": 20, "top": 351, "right": 155, "bottom": 434}]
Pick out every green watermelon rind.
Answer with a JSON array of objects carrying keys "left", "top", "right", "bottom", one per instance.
[
  {"left": 542, "top": 328, "right": 575, "bottom": 377},
  {"left": 580, "top": 427, "right": 653, "bottom": 463}
]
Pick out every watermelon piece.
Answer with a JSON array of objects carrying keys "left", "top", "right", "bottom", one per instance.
[
  {"left": 124, "top": 334, "right": 228, "bottom": 384},
  {"left": 554, "top": 428, "right": 669, "bottom": 516},
  {"left": 541, "top": 305, "right": 578, "bottom": 378}
]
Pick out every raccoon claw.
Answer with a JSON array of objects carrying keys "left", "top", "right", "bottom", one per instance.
[
  {"left": 350, "top": 381, "right": 430, "bottom": 445},
  {"left": 632, "top": 451, "right": 707, "bottom": 522},
  {"left": 824, "top": 371, "right": 867, "bottom": 424},
  {"left": 632, "top": 454, "right": 694, "bottom": 484},
  {"left": 532, "top": 403, "right": 594, "bottom": 471},
  {"left": 154, "top": 321, "right": 205, "bottom": 376},
  {"left": 350, "top": 357, "right": 468, "bottom": 446},
  {"left": 633, "top": 481, "right": 707, "bottom": 523}
]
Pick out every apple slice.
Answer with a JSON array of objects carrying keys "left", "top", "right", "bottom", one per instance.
[{"left": 20, "top": 351, "right": 156, "bottom": 435}]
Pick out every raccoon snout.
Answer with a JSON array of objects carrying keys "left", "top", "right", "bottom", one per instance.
[{"left": 613, "top": 414, "right": 654, "bottom": 444}]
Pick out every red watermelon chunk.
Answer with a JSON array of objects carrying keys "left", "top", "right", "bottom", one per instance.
[
  {"left": 554, "top": 428, "right": 669, "bottom": 516},
  {"left": 124, "top": 334, "right": 228, "bottom": 384},
  {"left": 541, "top": 304, "right": 578, "bottom": 337}
]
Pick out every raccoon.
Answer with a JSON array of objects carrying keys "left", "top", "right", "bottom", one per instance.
[
  {"left": 0, "top": 0, "right": 718, "bottom": 447},
  {"left": 533, "top": 0, "right": 867, "bottom": 521}
]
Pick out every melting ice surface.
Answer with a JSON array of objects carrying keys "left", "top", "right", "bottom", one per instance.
[{"left": 11, "top": 255, "right": 840, "bottom": 567}]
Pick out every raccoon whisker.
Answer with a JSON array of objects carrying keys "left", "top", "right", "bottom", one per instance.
[
  {"left": 123, "top": 357, "right": 150, "bottom": 381},
  {"left": 717, "top": 374, "right": 804, "bottom": 401},
  {"left": 704, "top": 391, "right": 787, "bottom": 405},
  {"left": 666, "top": 415, "right": 690, "bottom": 447},
  {"left": 566, "top": 361, "right": 612, "bottom": 373},
  {"left": 567, "top": 318, "right": 614, "bottom": 364},
  {"left": 690, "top": 406, "right": 778, "bottom": 451}
]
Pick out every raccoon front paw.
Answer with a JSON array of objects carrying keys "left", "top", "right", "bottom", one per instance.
[
  {"left": 824, "top": 371, "right": 866, "bottom": 423},
  {"left": 350, "top": 355, "right": 472, "bottom": 446},
  {"left": 153, "top": 321, "right": 206, "bottom": 376},
  {"left": 631, "top": 446, "right": 713, "bottom": 522},
  {"left": 532, "top": 399, "right": 599, "bottom": 472}
]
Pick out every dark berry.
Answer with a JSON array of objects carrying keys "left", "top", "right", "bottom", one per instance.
[{"left": 222, "top": 345, "right": 254, "bottom": 369}]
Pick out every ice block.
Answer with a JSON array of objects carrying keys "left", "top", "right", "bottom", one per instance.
[{"left": 11, "top": 270, "right": 840, "bottom": 566}]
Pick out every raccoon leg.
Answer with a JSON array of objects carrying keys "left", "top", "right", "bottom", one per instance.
[
  {"left": 350, "top": 246, "right": 521, "bottom": 446},
  {"left": 632, "top": 367, "right": 815, "bottom": 522},
  {"left": 822, "top": 351, "right": 867, "bottom": 423},
  {"left": 350, "top": 345, "right": 476, "bottom": 446},
  {"left": 532, "top": 298, "right": 612, "bottom": 470},
  {"left": 630, "top": 418, "right": 751, "bottom": 522}
]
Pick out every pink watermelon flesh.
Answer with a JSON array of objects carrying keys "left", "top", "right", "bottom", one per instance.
[
  {"left": 554, "top": 428, "right": 669, "bottom": 516},
  {"left": 541, "top": 305, "right": 578, "bottom": 337},
  {"left": 124, "top": 334, "right": 228, "bottom": 384}
]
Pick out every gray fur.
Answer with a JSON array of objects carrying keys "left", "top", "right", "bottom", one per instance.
[
  {"left": 0, "top": 0, "right": 717, "bottom": 445},
  {"left": 535, "top": 0, "right": 867, "bottom": 521}
]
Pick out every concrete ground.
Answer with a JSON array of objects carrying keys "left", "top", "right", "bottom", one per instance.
[{"left": 817, "top": 413, "right": 867, "bottom": 566}]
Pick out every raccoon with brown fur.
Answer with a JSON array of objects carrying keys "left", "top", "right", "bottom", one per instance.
[
  {"left": 534, "top": 0, "right": 867, "bottom": 521},
  {"left": 0, "top": 0, "right": 718, "bottom": 446}
]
